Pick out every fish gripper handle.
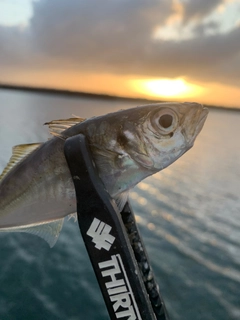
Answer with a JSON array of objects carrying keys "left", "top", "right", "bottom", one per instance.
[
  {"left": 121, "top": 202, "right": 170, "bottom": 320},
  {"left": 64, "top": 134, "right": 170, "bottom": 320}
]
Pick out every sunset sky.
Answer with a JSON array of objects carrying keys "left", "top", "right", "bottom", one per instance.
[{"left": 0, "top": 0, "right": 240, "bottom": 108}]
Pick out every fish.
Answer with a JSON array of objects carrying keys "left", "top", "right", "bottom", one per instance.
[{"left": 0, "top": 102, "right": 208, "bottom": 247}]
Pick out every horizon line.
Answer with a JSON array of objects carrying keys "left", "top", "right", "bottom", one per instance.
[{"left": 0, "top": 83, "right": 239, "bottom": 112}]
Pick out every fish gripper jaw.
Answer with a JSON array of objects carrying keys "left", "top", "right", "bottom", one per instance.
[{"left": 64, "top": 134, "right": 170, "bottom": 320}]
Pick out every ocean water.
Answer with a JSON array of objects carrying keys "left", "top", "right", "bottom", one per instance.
[{"left": 0, "top": 89, "right": 239, "bottom": 320}]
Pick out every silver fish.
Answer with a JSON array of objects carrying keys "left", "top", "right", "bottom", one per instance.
[{"left": 0, "top": 102, "right": 208, "bottom": 246}]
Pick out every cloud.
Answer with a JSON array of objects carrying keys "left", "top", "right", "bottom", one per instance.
[
  {"left": 0, "top": 25, "right": 30, "bottom": 67},
  {"left": 182, "top": 0, "right": 223, "bottom": 23},
  {"left": 0, "top": 0, "right": 240, "bottom": 87},
  {"left": 193, "top": 21, "right": 220, "bottom": 36},
  {"left": 29, "top": 0, "right": 172, "bottom": 68}
]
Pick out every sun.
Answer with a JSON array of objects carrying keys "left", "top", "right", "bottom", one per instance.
[
  {"left": 144, "top": 78, "right": 188, "bottom": 97},
  {"left": 130, "top": 78, "right": 203, "bottom": 99}
]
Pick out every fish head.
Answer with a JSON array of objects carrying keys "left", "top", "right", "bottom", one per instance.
[
  {"left": 140, "top": 102, "right": 209, "bottom": 170},
  {"left": 87, "top": 102, "right": 208, "bottom": 197}
]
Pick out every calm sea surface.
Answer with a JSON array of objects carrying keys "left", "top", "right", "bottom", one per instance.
[{"left": 0, "top": 89, "right": 239, "bottom": 320}]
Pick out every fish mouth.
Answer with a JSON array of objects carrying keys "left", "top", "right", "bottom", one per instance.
[
  {"left": 196, "top": 107, "right": 208, "bottom": 132},
  {"left": 199, "top": 107, "right": 209, "bottom": 122},
  {"left": 182, "top": 104, "right": 209, "bottom": 146}
]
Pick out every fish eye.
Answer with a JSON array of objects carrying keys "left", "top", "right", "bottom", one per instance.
[
  {"left": 150, "top": 108, "right": 178, "bottom": 135},
  {"left": 158, "top": 114, "right": 173, "bottom": 129}
]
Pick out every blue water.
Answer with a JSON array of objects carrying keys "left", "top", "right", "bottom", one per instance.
[{"left": 0, "top": 89, "right": 239, "bottom": 320}]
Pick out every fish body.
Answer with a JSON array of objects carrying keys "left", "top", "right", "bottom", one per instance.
[{"left": 0, "top": 102, "right": 208, "bottom": 246}]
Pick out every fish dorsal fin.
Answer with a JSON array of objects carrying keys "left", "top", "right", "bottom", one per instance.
[
  {"left": 0, "top": 218, "right": 64, "bottom": 248},
  {"left": 45, "top": 117, "right": 85, "bottom": 137},
  {"left": 0, "top": 143, "right": 42, "bottom": 181}
]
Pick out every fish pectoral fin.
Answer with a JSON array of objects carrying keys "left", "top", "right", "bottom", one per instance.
[
  {"left": 0, "top": 218, "right": 64, "bottom": 248},
  {"left": 114, "top": 191, "right": 129, "bottom": 212},
  {"left": 45, "top": 117, "right": 86, "bottom": 137},
  {"left": 0, "top": 143, "right": 42, "bottom": 181}
]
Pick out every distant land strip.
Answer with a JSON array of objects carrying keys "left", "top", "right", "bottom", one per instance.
[{"left": 0, "top": 83, "right": 239, "bottom": 112}]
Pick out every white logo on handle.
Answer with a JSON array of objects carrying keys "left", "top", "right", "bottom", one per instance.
[
  {"left": 99, "top": 254, "right": 142, "bottom": 319},
  {"left": 87, "top": 218, "right": 115, "bottom": 251}
]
